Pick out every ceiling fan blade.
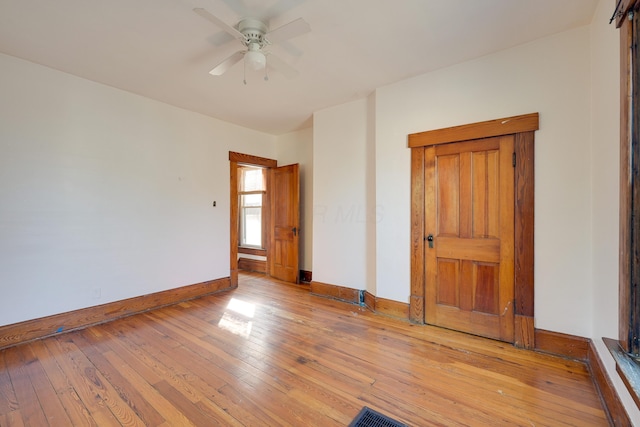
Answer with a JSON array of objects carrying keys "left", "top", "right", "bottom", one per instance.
[
  {"left": 266, "top": 18, "right": 310, "bottom": 44},
  {"left": 210, "top": 51, "right": 245, "bottom": 76},
  {"left": 266, "top": 53, "right": 298, "bottom": 79},
  {"left": 193, "top": 8, "right": 245, "bottom": 41}
]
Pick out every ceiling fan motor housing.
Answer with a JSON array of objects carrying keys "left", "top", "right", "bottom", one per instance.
[{"left": 238, "top": 18, "right": 268, "bottom": 47}]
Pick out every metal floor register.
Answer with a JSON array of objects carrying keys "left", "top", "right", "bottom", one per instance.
[{"left": 348, "top": 406, "right": 408, "bottom": 427}]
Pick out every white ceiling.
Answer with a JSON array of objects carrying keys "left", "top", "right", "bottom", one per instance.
[{"left": 0, "top": 0, "right": 599, "bottom": 135}]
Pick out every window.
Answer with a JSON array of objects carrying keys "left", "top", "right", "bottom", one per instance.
[
  {"left": 608, "top": 0, "right": 640, "bottom": 410},
  {"left": 239, "top": 166, "right": 266, "bottom": 248}
]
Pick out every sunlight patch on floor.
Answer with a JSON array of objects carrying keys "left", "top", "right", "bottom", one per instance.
[{"left": 217, "top": 297, "right": 256, "bottom": 338}]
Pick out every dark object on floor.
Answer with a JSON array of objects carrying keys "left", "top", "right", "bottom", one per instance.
[{"left": 348, "top": 406, "right": 408, "bottom": 427}]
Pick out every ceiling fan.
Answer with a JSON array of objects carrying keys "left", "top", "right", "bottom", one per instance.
[{"left": 193, "top": 7, "right": 310, "bottom": 80}]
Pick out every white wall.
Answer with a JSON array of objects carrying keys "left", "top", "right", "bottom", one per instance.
[
  {"left": 313, "top": 98, "right": 371, "bottom": 289},
  {"left": 0, "top": 53, "right": 276, "bottom": 326},
  {"left": 276, "top": 127, "right": 313, "bottom": 271},
  {"left": 590, "top": 0, "right": 640, "bottom": 423}
]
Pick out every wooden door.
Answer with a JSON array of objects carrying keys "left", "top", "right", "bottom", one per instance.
[
  {"left": 269, "top": 164, "right": 300, "bottom": 283},
  {"left": 425, "top": 136, "right": 515, "bottom": 342}
]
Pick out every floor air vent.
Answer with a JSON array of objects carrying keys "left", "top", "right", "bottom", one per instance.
[{"left": 348, "top": 406, "right": 408, "bottom": 427}]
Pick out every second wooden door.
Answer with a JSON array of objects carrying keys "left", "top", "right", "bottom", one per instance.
[
  {"left": 269, "top": 164, "right": 300, "bottom": 283},
  {"left": 425, "top": 136, "right": 515, "bottom": 342}
]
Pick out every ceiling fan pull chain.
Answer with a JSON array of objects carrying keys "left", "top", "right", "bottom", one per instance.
[{"left": 243, "top": 60, "right": 247, "bottom": 85}]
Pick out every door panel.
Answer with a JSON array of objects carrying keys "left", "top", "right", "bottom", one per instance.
[
  {"left": 425, "top": 136, "right": 514, "bottom": 342},
  {"left": 436, "top": 259, "right": 459, "bottom": 307},
  {"left": 437, "top": 155, "right": 460, "bottom": 236},
  {"left": 269, "top": 164, "right": 300, "bottom": 283}
]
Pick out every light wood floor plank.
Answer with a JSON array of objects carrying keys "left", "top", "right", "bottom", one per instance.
[
  {"left": 70, "top": 330, "right": 166, "bottom": 426},
  {"left": 42, "top": 337, "right": 134, "bottom": 426},
  {"left": 4, "top": 346, "right": 49, "bottom": 426},
  {"left": 28, "top": 340, "right": 97, "bottom": 426},
  {"left": 16, "top": 344, "right": 72, "bottom": 426},
  {"left": 0, "top": 272, "right": 610, "bottom": 426},
  {"left": 0, "top": 352, "right": 18, "bottom": 415},
  {"left": 100, "top": 349, "right": 196, "bottom": 427},
  {"left": 0, "top": 409, "right": 25, "bottom": 427}
]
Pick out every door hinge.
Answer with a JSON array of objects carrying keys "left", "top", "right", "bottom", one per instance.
[{"left": 512, "top": 152, "right": 516, "bottom": 167}]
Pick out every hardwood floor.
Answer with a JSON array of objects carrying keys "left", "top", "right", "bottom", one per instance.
[{"left": 0, "top": 272, "right": 609, "bottom": 426}]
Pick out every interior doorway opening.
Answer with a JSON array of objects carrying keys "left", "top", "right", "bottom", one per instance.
[
  {"left": 237, "top": 165, "right": 268, "bottom": 274},
  {"left": 229, "top": 151, "right": 300, "bottom": 286}
]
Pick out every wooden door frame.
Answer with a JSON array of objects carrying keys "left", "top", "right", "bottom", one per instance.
[
  {"left": 408, "top": 113, "right": 539, "bottom": 348},
  {"left": 229, "top": 151, "right": 277, "bottom": 287}
]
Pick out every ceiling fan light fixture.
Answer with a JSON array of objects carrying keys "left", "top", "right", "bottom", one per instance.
[
  {"left": 245, "top": 46, "right": 266, "bottom": 71},
  {"left": 195, "top": 9, "right": 309, "bottom": 79}
]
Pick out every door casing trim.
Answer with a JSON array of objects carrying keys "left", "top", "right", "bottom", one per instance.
[{"left": 408, "top": 113, "right": 538, "bottom": 348}]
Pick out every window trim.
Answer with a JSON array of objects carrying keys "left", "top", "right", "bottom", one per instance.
[
  {"left": 238, "top": 167, "right": 267, "bottom": 249},
  {"left": 617, "top": 0, "right": 636, "bottom": 357},
  {"left": 610, "top": 0, "right": 640, "bottom": 409}
]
